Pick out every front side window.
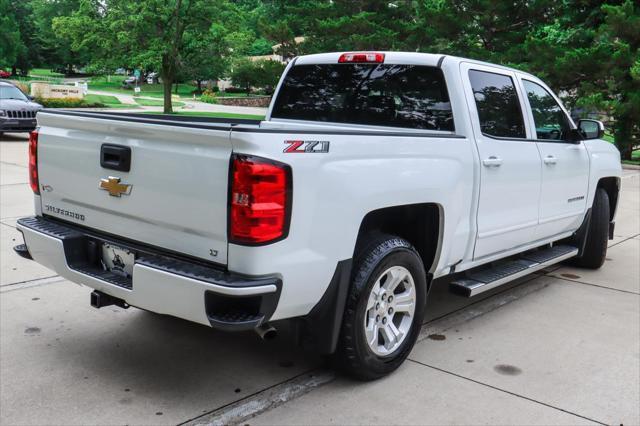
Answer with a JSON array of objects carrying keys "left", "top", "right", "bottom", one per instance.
[
  {"left": 469, "top": 70, "right": 526, "bottom": 139},
  {"left": 522, "top": 80, "right": 573, "bottom": 141},
  {"left": 271, "top": 64, "right": 454, "bottom": 131}
]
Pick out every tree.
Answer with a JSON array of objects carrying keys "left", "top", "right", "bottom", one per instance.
[
  {"left": 524, "top": 0, "right": 639, "bottom": 159},
  {"left": 229, "top": 59, "right": 285, "bottom": 92},
  {"left": 31, "top": 0, "right": 88, "bottom": 75},
  {"left": 182, "top": 24, "right": 231, "bottom": 93},
  {"left": 0, "top": 0, "right": 22, "bottom": 69},
  {"left": 5, "top": 0, "right": 41, "bottom": 75},
  {"left": 230, "top": 58, "right": 259, "bottom": 92},
  {"left": 55, "top": 0, "right": 226, "bottom": 113},
  {"left": 256, "top": 60, "right": 285, "bottom": 89}
]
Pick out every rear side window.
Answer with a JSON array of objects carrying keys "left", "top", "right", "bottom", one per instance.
[
  {"left": 271, "top": 64, "right": 454, "bottom": 131},
  {"left": 469, "top": 70, "right": 525, "bottom": 139}
]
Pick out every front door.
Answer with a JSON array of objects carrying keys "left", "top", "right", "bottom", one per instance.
[
  {"left": 461, "top": 64, "right": 542, "bottom": 259},
  {"left": 518, "top": 78, "right": 590, "bottom": 239}
]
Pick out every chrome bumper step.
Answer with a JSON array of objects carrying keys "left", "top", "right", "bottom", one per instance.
[{"left": 450, "top": 244, "right": 578, "bottom": 297}]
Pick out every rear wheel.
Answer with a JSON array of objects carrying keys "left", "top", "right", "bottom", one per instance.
[
  {"left": 573, "top": 188, "right": 610, "bottom": 269},
  {"left": 335, "top": 234, "right": 427, "bottom": 381}
]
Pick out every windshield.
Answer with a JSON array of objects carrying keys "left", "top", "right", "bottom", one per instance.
[
  {"left": 0, "top": 86, "right": 28, "bottom": 101},
  {"left": 271, "top": 63, "right": 454, "bottom": 131}
]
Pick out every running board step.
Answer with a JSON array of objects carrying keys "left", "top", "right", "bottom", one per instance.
[{"left": 450, "top": 245, "right": 578, "bottom": 297}]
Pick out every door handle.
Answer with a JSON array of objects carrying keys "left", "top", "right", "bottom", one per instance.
[
  {"left": 482, "top": 156, "right": 503, "bottom": 167},
  {"left": 543, "top": 155, "right": 557, "bottom": 165}
]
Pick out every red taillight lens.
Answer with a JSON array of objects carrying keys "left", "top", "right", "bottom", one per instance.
[
  {"left": 28, "top": 130, "right": 39, "bottom": 194},
  {"left": 230, "top": 155, "right": 291, "bottom": 245},
  {"left": 338, "top": 52, "right": 385, "bottom": 63}
]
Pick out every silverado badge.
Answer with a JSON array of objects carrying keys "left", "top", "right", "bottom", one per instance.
[{"left": 99, "top": 177, "right": 132, "bottom": 197}]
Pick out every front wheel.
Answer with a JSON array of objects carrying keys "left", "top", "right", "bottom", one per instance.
[{"left": 334, "top": 234, "right": 427, "bottom": 381}]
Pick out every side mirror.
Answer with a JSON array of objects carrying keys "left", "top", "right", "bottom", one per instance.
[
  {"left": 27, "top": 95, "right": 35, "bottom": 101},
  {"left": 578, "top": 119, "right": 605, "bottom": 140}
]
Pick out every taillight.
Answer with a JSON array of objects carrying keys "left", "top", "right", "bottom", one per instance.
[
  {"left": 29, "top": 130, "right": 39, "bottom": 194},
  {"left": 338, "top": 52, "right": 385, "bottom": 63},
  {"left": 229, "top": 154, "right": 291, "bottom": 245}
]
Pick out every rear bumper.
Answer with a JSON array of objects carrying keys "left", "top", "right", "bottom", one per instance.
[{"left": 16, "top": 216, "right": 280, "bottom": 331}]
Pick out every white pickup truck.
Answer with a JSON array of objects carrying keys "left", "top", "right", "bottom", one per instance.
[{"left": 16, "top": 52, "right": 621, "bottom": 380}]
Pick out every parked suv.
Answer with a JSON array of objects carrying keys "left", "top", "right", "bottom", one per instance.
[{"left": 0, "top": 81, "right": 43, "bottom": 136}]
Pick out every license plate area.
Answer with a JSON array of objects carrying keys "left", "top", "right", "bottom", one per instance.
[{"left": 100, "top": 243, "right": 135, "bottom": 279}]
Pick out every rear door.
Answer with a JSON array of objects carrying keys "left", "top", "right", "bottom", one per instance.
[
  {"left": 518, "top": 77, "right": 590, "bottom": 239},
  {"left": 36, "top": 112, "right": 232, "bottom": 264},
  {"left": 461, "top": 63, "right": 542, "bottom": 259}
]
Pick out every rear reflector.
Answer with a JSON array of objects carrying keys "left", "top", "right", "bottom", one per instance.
[
  {"left": 338, "top": 52, "right": 385, "bottom": 63},
  {"left": 229, "top": 154, "right": 291, "bottom": 245},
  {"left": 28, "top": 130, "right": 39, "bottom": 194}
]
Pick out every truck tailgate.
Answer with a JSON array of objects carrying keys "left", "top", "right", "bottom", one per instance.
[{"left": 35, "top": 112, "right": 232, "bottom": 264}]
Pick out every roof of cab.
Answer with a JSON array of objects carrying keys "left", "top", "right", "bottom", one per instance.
[{"left": 293, "top": 51, "right": 537, "bottom": 79}]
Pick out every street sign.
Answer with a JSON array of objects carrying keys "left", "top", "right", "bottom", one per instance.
[
  {"left": 133, "top": 69, "right": 141, "bottom": 78},
  {"left": 134, "top": 87, "right": 141, "bottom": 93}
]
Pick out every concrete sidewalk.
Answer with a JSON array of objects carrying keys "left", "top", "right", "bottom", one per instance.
[{"left": 0, "top": 133, "right": 638, "bottom": 425}]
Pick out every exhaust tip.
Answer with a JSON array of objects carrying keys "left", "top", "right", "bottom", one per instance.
[{"left": 255, "top": 323, "right": 277, "bottom": 340}]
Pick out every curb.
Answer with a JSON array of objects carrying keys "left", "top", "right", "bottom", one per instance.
[{"left": 180, "top": 370, "right": 335, "bottom": 426}]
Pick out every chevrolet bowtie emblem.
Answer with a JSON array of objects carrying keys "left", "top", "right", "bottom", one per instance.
[{"left": 99, "top": 177, "right": 132, "bottom": 197}]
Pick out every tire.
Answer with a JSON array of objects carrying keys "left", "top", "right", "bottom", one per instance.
[
  {"left": 334, "top": 233, "right": 427, "bottom": 381},
  {"left": 573, "top": 188, "right": 610, "bottom": 269}
]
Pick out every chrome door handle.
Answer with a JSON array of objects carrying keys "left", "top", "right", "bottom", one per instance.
[
  {"left": 482, "top": 156, "right": 503, "bottom": 167},
  {"left": 544, "top": 155, "right": 557, "bottom": 165}
]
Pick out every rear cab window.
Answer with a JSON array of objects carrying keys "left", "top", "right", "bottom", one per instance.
[{"left": 271, "top": 64, "right": 455, "bottom": 131}]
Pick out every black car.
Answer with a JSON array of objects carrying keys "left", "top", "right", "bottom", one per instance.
[{"left": 0, "top": 81, "right": 43, "bottom": 136}]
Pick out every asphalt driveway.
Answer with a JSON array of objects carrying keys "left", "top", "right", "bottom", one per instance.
[{"left": 1, "top": 132, "right": 638, "bottom": 425}]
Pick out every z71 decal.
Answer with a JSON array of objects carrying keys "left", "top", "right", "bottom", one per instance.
[{"left": 284, "top": 140, "right": 330, "bottom": 153}]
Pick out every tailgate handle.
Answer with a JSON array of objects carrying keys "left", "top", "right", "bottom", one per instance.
[{"left": 100, "top": 144, "right": 131, "bottom": 172}]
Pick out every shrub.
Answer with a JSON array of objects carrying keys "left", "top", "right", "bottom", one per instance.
[
  {"left": 35, "top": 97, "right": 105, "bottom": 108},
  {"left": 200, "top": 89, "right": 218, "bottom": 104}
]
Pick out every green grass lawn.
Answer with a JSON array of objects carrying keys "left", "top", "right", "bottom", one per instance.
[
  {"left": 85, "top": 94, "right": 121, "bottom": 105},
  {"left": 84, "top": 94, "right": 138, "bottom": 109},
  {"left": 29, "top": 68, "right": 64, "bottom": 78},
  {"left": 13, "top": 75, "right": 64, "bottom": 84},
  {"left": 140, "top": 111, "right": 264, "bottom": 120},
  {"left": 134, "top": 98, "right": 185, "bottom": 107},
  {"left": 89, "top": 75, "right": 198, "bottom": 99}
]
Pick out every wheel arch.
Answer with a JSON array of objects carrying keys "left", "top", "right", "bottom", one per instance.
[
  {"left": 353, "top": 203, "right": 443, "bottom": 277},
  {"left": 596, "top": 176, "right": 620, "bottom": 222},
  {"left": 299, "top": 203, "right": 443, "bottom": 356}
]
